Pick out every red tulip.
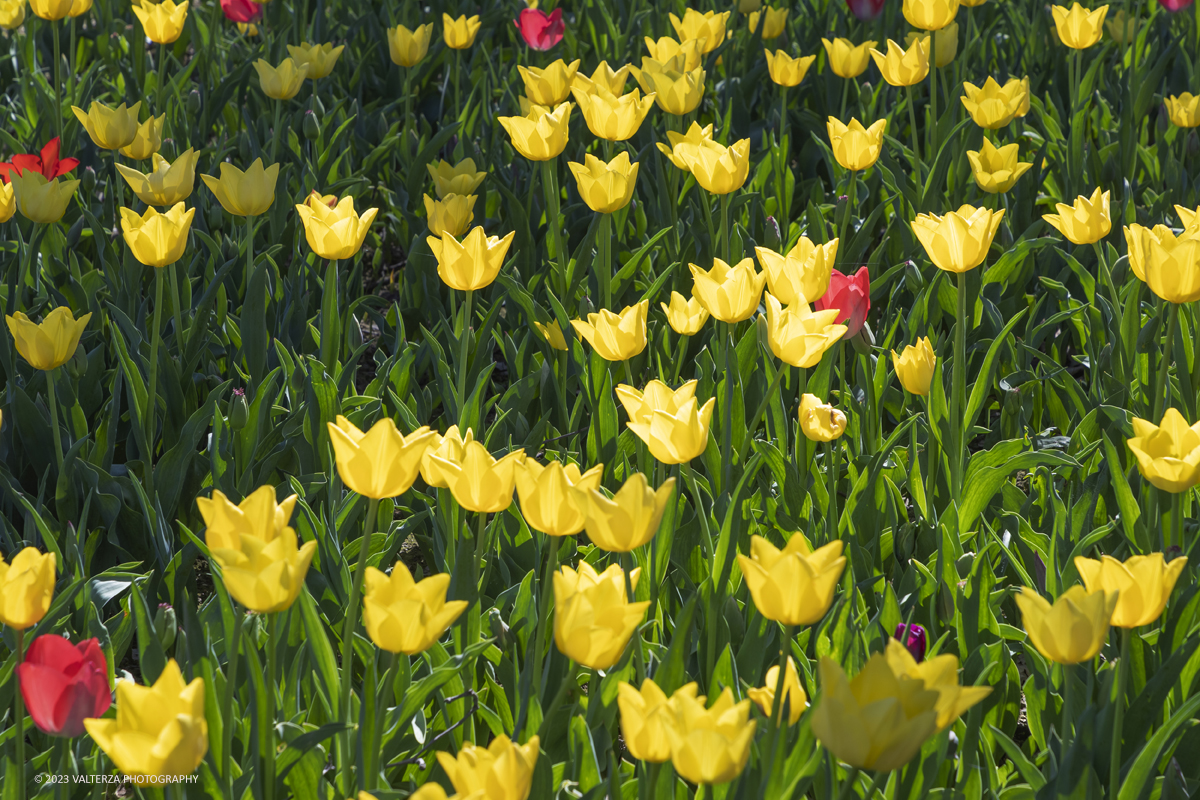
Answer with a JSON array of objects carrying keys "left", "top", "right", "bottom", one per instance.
[
  {"left": 515, "top": 8, "right": 564, "bottom": 51},
  {"left": 815, "top": 266, "right": 870, "bottom": 338},
  {"left": 16, "top": 635, "right": 111, "bottom": 738},
  {"left": 221, "top": 0, "right": 262, "bottom": 24},
  {"left": 845, "top": 0, "right": 885, "bottom": 21},
  {"left": 0, "top": 138, "right": 79, "bottom": 184},
  {"left": 1161, "top": 0, "right": 1193, "bottom": 11}
]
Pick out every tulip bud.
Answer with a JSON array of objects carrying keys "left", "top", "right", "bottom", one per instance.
[
  {"left": 81, "top": 165, "right": 96, "bottom": 197},
  {"left": 67, "top": 344, "right": 88, "bottom": 380},
  {"left": 348, "top": 314, "right": 364, "bottom": 349},
  {"left": 723, "top": 595, "right": 744, "bottom": 642},
  {"left": 207, "top": 202, "right": 226, "bottom": 231},
  {"left": 893, "top": 622, "right": 926, "bottom": 661},
  {"left": 487, "top": 607, "right": 510, "bottom": 649},
  {"left": 238, "top": 130, "right": 252, "bottom": 164},
  {"left": 851, "top": 322, "right": 874, "bottom": 354},
  {"left": 229, "top": 388, "right": 249, "bottom": 430},
  {"left": 186, "top": 89, "right": 201, "bottom": 117},
  {"left": 154, "top": 603, "right": 177, "bottom": 650},
  {"left": 763, "top": 215, "right": 782, "bottom": 251},
  {"left": 303, "top": 110, "right": 320, "bottom": 140}
]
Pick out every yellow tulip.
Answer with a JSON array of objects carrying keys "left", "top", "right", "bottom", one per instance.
[
  {"left": 236, "top": 22, "right": 257, "bottom": 36},
  {"left": 739, "top": 0, "right": 762, "bottom": 11},
  {"left": 656, "top": 121, "right": 715, "bottom": 172},
  {"left": 116, "top": 149, "right": 197, "bottom": 207},
  {"left": 362, "top": 561, "right": 468, "bottom": 654},
  {"left": 84, "top": 661, "right": 207, "bottom": 777},
  {"left": 253, "top": 58, "right": 308, "bottom": 100},
  {"left": 388, "top": 23, "right": 433, "bottom": 67},
  {"left": 202, "top": 159, "right": 280, "bottom": 217},
  {"left": 131, "top": 0, "right": 187, "bottom": 44},
  {"left": 660, "top": 291, "right": 710, "bottom": 335},
  {"left": 664, "top": 688, "right": 756, "bottom": 785},
  {"left": 905, "top": 21, "right": 959, "bottom": 68},
  {"left": 631, "top": 61, "right": 706, "bottom": 115},
  {"left": 427, "top": 226, "right": 516, "bottom": 291},
  {"left": 209, "top": 525, "right": 315, "bottom": 612},
  {"left": 554, "top": 562, "right": 649, "bottom": 669},
  {"left": 1126, "top": 408, "right": 1200, "bottom": 493},
  {"left": 966, "top": 139, "right": 1032, "bottom": 193},
  {"left": 429, "top": 441, "right": 526, "bottom": 513},
  {"left": 120, "top": 113, "right": 165, "bottom": 160},
  {"left": 1043, "top": 187, "right": 1111, "bottom": 245},
  {"left": 519, "top": 59, "right": 581, "bottom": 105},
  {"left": 892, "top": 337, "right": 936, "bottom": 396},
  {"left": 0, "top": 182, "right": 13, "bottom": 223},
  {"left": 617, "top": 380, "right": 694, "bottom": 424},
  {"left": 571, "top": 87, "right": 656, "bottom": 142},
  {"left": 674, "top": 138, "right": 751, "bottom": 195},
  {"left": 750, "top": 7, "right": 788, "bottom": 39},
  {"left": 1177, "top": 204, "right": 1200, "bottom": 231},
  {"left": 799, "top": 393, "right": 847, "bottom": 442},
  {"left": 870, "top": 38, "right": 930, "bottom": 87},
  {"left": 580, "top": 472, "right": 676, "bottom": 552},
  {"left": 442, "top": 13, "right": 481, "bottom": 49},
  {"left": 1104, "top": 9, "right": 1136, "bottom": 43},
  {"left": 427, "top": 158, "right": 487, "bottom": 198},
  {"left": 196, "top": 486, "right": 297, "bottom": 551},
  {"left": 71, "top": 101, "right": 141, "bottom": 150},
  {"left": 571, "top": 300, "right": 649, "bottom": 362},
  {"left": 1008, "top": 76, "right": 1031, "bottom": 117},
  {"left": 754, "top": 237, "right": 838, "bottom": 305},
  {"left": 0, "top": 547, "right": 56, "bottom": 629},
  {"left": 1166, "top": 93, "right": 1200, "bottom": 128},
  {"left": 327, "top": 416, "right": 437, "bottom": 499},
  {"left": 68, "top": 0, "right": 88, "bottom": 13},
  {"left": 618, "top": 680, "right": 702, "bottom": 763},
  {"left": 1124, "top": 224, "right": 1200, "bottom": 304},
  {"left": 827, "top": 117, "right": 887, "bottom": 171},
  {"left": 903, "top": 0, "right": 959, "bottom": 30},
  {"left": 0, "top": 0, "right": 25, "bottom": 29},
  {"left": 669, "top": 9, "right": 729, "bottom": 54},
  {"left": 423, "top": 193, "right": 476, "bottom": 238},
  {"left": 287, "top": 42, "right": 344, "bottom": 80},
  {"left": 961, "top": 76, "right": 1027, "bottom": 129},
  {"left": 514, "top": 459, "right": 604, "bottom": 537},
  {"left": 689, "top": 257, "right": 766, "bottom": 323},
  {"left": 28, "top": 0, "right": 70, "bottom": 20},
  {"left": 1052, "top": 3, "right": 1109, "bottom": 49},
  {"left": 821, "top": 38, "right": 877, "bottom": 79},
  {"left": 765, "top": 50, "right": 817, "bottom": 87},
  {"left": 748, "top": 657, "right": 807, "bottom": 725},
  {"left": 295, "top": 194, "right": 378, "bottom": 259},
  {"left": 884, "top": 639, "right": 992, "bottom": 731},
  {"left": 642, "top": 36, "right": 704, "bottom": 71},
  {"left": 568, "top": 152, "right": 640, "bottom": 213},
  {"left": 623, "top": 380, "right": 715, "bottom": 465},
  {"left": 1015, "top": 585, "right": 1117, "bottom": 664},
  {"left": 533, "top": 319, "right": 568, "bottom": 350},
  {"left": 436, "top": 736, "right": 539, "bottom": 800},
  {"left": 810, "top": 653, "right": 939, "bottom": 771},
  {"left": 763, "top": 293, "right": 847, "bottom": 368},
  {"left": 10, "top": 172, "right": 79, "bottom": 223},
  {"left": 419, "top": 425, "right": 473, "bottom": 489},
  {"left": 912, "top": 204, "right": 1005, "bottom": 272},
  {"left": 572, "top": 60, "right": 633, "bottom": 95},
  {"left": 498, "top": 102, "right": 572, "bottom": 161},
  {"left": 1075, "top": 553, "right": 1187, "bottom": 628},
  {"left": 737, "top": 534, "right": 846, "bottom": 625},
  {"left": 6, "top": 308, "right": 91, "bottom": 371},
  {"left": 120, "top": 202, "right": 194, "bottom": 268}
]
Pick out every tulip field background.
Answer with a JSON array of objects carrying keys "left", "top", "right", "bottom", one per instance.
[{"left": 3, "top": 0, "right": 1200, "bottom": 797}]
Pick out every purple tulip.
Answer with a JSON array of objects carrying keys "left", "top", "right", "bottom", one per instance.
[{"left": 894, "top": 623, "right": 926, "bottom": 662}]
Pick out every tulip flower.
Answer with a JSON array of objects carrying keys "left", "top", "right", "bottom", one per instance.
[
  {"left": 765, "top": 50, "right": 817, "bottom": 87},
  {"left": 533, "top": 320, "right": 568, "bottom": 350},
  {"left": 894, "top": 622, "right": 927, "bottom": 661},
  {"left": 514, "top": 459, "right": 604, "bottom": 537},
  {"left": 1043, "top": 187, "right": 1111, "bottom": 244},
  {"left": 800, "top": 393, "right": 848, "bottom": 442},
  {"left": 572, "top": 61, "right": 633, "bottom": 95},
  {"left": 1075, "top": 553, "right": 1187, "bottom": 628},
  {"left": 884, "top": 639, "right": 992, "bottom": 731},
  {"left": 327, "top": 416, "right": 438, "bottom": 499},
  {"left": 738, "top": 535, "right": 845, "bottom": 625},
  {"left": 763, "top": 294, "right": 847, "bottom": 368},
  {"left": 623, "top": 382, "right": 715, "bottom": 465},
  {"left": 617, "top": 380, "right": 697, "bottom": 425},
  {"left": 519, "top": 59, "right": 581, "bottom": 105},
  {"left": 132, "top": 0, "right": 187, "bottom": 43},
  {"left": 554, "top": 562, "right": 649, "bottom": 669},
  {"left": 116, "top": 149, "right": 198, "bottom": 206},
  {"left": 442, "top": 13, "right": 481, "bottom": 49},
  {"left": 220, "top": 0, "right": 260, "bottom": 23},
  {"left": 631, "top": 60, "right": 706, "bottom": 115},
  {"left": 571, "top": 88, "right": 656, "bottom": 142},
  {"left": 870, "top": 38, "right": 931, "bottom": 87},
  {"left": 810, "top": 653, "right": 940, "bottom": 771},
  {"left": 739, "top": 0, "right": 763, "bottom": 12},
  {"left": 661, "top": 292, "right": 710, "bottom": 335},
  {"left": 1051, "top": 3, "right": 1109, "bottom": 49},
  {"left": 6, "top": 308, "right": 90, "bottom": 371},
  {"left": 120, "top": 203, "right": 194, "bottom": 268},
  {"left": 0, "top": 182, "right": 13, "bottom": 223},
  {"left": 1124, "top": 224, "right": 1200, "bottom": 304},
  {"left": 1015, "top": 585, "right": 1117, "bottom": 664},
  {"left": 961, "top": 77, "right": 1027, "bottom": 129},
  {"left": 429, "top": 441, "right": 526, "bottom": 513},
  {"left": 821, "top": 38, "right": 877, "bottom": 79},
  {"left": 1166, "top": 93, "right": 1200, "bottom": 128},
  {"left": 29, "top": 0, "right": 70, "bottom": 20},
  {"left": 904, "top": 0, "right": 960, "bottom": 30},
  {"left": 71, "top": 101, "right": 141, "bottom": 150},
  {"left": 17, "top": 636, "right": 111, "bottom": 737},
  {"left": 516, "top": 7, "right": 565, "bottom": 51},
  {"left": 437, "top": 736, "right": 539, "bottom": 800},
  {"left": 209, "top": 523, "right": 316, "bottom": 613},
  {"left": 689, "top": 258, "right": 766, "bottom": 323},
  {"left": 664, "top": 688, "right": 756, "bottom": 785},
  {"left": 892, "top": 337, "right": 937, "bottom": 396},
  {"left": 846, "top": 0, "right": 885, "bottom": 19},
  {"left": 120, "top": 114, "right": 165, "bottom": 160},
  {"left": 749, "top": 7, "right": 788, "bottom": 39},
  {"left": 0, "top": 137, "right": 79, "bottom": 182},
  {"left": 967, "top": 139, "right": 1032, "bottom": 193},
  {"left": 1162, "top": 0, "right": 1194, "bottom": 9},
  {"left": 581, "top": 472, "right": 676, "bottom": 552},
  {"left": 286, "top": 42, "right": 344, "bottom": 80},
  {"left": 388, "top": 23, "right": 433, "bottom": 67},
  {"left": 427, "top": 226, "right": 516, "bottom": 292},
  {"left": 1126, "top": 408, "right": 1200, "bottom": 493},
  {"left": 10, "top": 172, "right": 80, "bottom": 223},
  {"left": 656, "top": 121, "right": 715, "bottom": 171},
  {"left": 428, "top": 158, "right": 487, "bottom": 198},
  {"left": 1104, "top": 9, "right": 1136, "bottom": 42},
  {"left": 202, "top": 158, "right": 280, "bottom": 217},
  {"left": 0, "top": 547, "right": 56, "bottom": 629},
  {"left": 618, "top": 680, "right": 702, "bottom": 763},
  {"left": 0, "top": 0, "right": 25, "bottom": 28},
  {"left": 571, "top": 300, "right": 649, "bottom": 362},
  {"left": 905, "top": 22, "right": 959, "bottom": 67},
  {"left": 498, "top": 102, "right": 572, "bottom": 161},
  {"left": 669, "top": 9, "right": 730, "bottom": 54},
  {"left": 196, "top": 486, "right": 298, "bottom": 551},
  {"left": 420, "top": 425, "right": 474, "bottom": 488},
  {"left": 84, "top": 660, "right": 208, "bottom": 777},
  {"left": 815, "top": 266, "right": 870, "bottom": 337},
  {"left": 675, "top": 138, "right": 751, "bottom": 195},
  {"left": 423, "top": 193, "right": 476, "bottom": 238},
  {"left": 568, "top": 153, "right": 640, "bottom": 213},
  {"left": 362, "top": 561, "right": 468, "bottom": 654},
  {"left": 643, "top": 36, "right": 705, "bottom": 72},
  {"left": 912, "top": 205, "right": 1005, "bottom": 272},
  {"left": 748, "top": 657, "right": 807, "bottom": 725},
  {"left": 295, "top": 194, "right": 378, "bottom": 259},
  {"left": 254, "top": 58, "right": 308, "bottom": 100},
  {"left": 1178, "top": 205, "right": 1200, "bottom": 231},
  {"left": 827, "top": 117, "right": 887, "bottom": 171},
  {"left": 754, "top": 238, "right": 838, "bottom": 305}
]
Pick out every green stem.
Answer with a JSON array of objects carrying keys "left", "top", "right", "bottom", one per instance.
[
  {"left": 367, "top": 650, "right": 399, "bottom": 790},
  {"left": 778, "top": 85, "right": 789, "bottom": 225},
  {"left": 951, "top": 270, "right": 967, "bottom": 503},
  {"left": 146, "top": 267, "right": 164, "bottom": 498},
  {"left": 671, "top": 333, "right": 689, "bottom": 384},
  {"left": 222, "top": 604, "right": 244, "bottom": 797},
  {"left": 157, "top": 42, "right": 169, "bottom": 111},
  {"left": 536, "top": 661, "right": 581, "bottom": 739},
  {"left": 320, "top": 259, "right": 339, "bottom": 371},
  {"left": 621, "top": 552, "right": 645, "bottom": 683},
  {"left": 339, "top": 496, "right": 381, "bottom": 798},
  {"left": 270, "top": 100, "right": 283, "bottom": 162},
  {"left": 542, "top": 160, "right": 566, "bottom": 290},
  {"left": 262, "top": 613, "right": 278, "bottom": 800},
  {"left": 168, "top": 261, "right": 186, "bottom": 352},
  {"left": 1061, "top": 662, "right": 1073, "bottom": 745},
  {"left": 739, "top": 357, "right": 788, "bottom": 462},
  {"left": 45, "top": 367, "right": 64, "bottom": 474},
  {"left": 722, "top": 321, "right": 734, "bottom": 492},
  {"left": 839, "top": 173, "right": 856, "bottom": 258},
  {"left": 720, "top": 192, "right": 731, "bottom": 263},
  {"left": 1153, "top": 303, "right": 1179, "bottom": 422},
  {"left": 906, "top": 84, "right": 923, "bottom": 205},
  {"left": 759, "top": 624, "right": 795, "bottom": 790},
  {"left": 826, "top": 439, "right": 839, "bottom": 542},
  {"left": 528, "top": 537, "right": 559, "bottom": 709},
  {"left": 929, "top": 28, "right": 939, "bottom": 159},
  {"left": 457, "top": 289, "right": 474, "bottom": 426},
  {"left": 68, "top": 21, "right": 76, "bottom": 115},
  {"left": 402, "top": 68, "right": 413, "bottom": 152},
  {"left": 52, "top": 22, "right": 62, "bottom": 143},
  {"left": 1109, "top": 627, "right": 1129, "bottom": 799},
  {"left": 839, "top": 79, "right": 849, "bottom": 119},
  {"left": 598, "top": 212, "right": 612, "bottom": 309},
  {"left": 835, "top": 766, "right": 861, "bottom": 800},
  {"left": 1170, "top": 491, "right": 1183, "bottom": 551},
  {"left": 14, "top": 627, "right": 25, "bottom": 800}
]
